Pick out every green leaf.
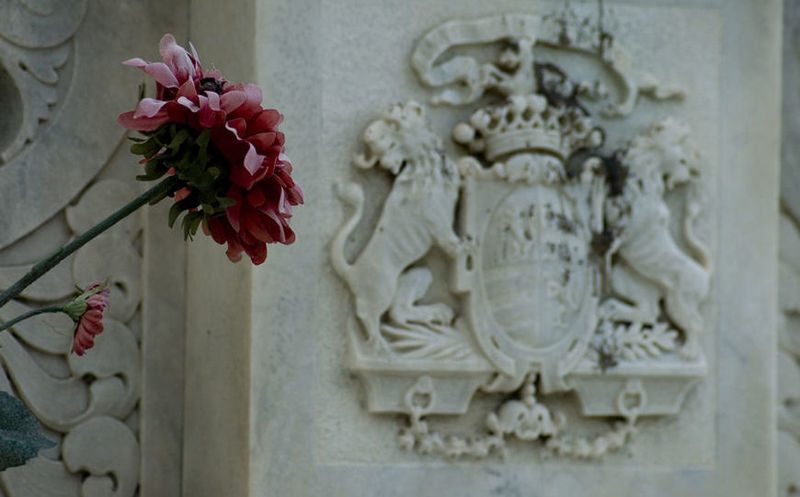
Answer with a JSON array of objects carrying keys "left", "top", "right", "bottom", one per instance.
[
  {"left": 0, "top": 392, "right": 56, "bottom": 471},
  {"left": 136, "top": 159, "right": 168, "bottom": 182},
  {"left": 147, "top": 187, "right": 173, "bottom": 206},
  {"left": 207, "top": 167, "right": 221, "bottom": 180},
  {"left": 216, "top": 196, "right": 236, "bottom": 209},
  {"left": 181, "top": 212, "right": 204, "bottom": 240},
  {"left": 168, "top": 202, "right": 184, "bottom": 228},
  {"left": 197, "top": 128, "right": 211, "bottom": 150},
  {"left": 196, "top": 148, "right": 209, "bottom": 168},
  {"left": 168, "top": 128, "right": 191, "bottom": 151},
  {"left": 130, "top": 141, "right": 153, "bottom": 156},
  {"left": 188, "top": 214, "right": 203, "bottom": 236}
]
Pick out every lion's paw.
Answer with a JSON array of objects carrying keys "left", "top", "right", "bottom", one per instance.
[
  {"left": 679, "top": 335, "right": 702, "bottom": 360},
  {"left": 365, "top": 334, "right": 392, "bottom": 355},
  {"left": 423, "top": 303, "right": 455, "bottom": 325}
]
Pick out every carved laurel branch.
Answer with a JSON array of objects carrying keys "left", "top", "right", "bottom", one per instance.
[{"left": 587, "top": 321, "right": 679, "bottom": 367}]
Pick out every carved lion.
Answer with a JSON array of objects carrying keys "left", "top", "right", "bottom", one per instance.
[
  {"left": 331, "top": 101, "right": 468, "bottom": 350},
  {"left": 601, "top": 118, "right": 711, "bottom": 358}
]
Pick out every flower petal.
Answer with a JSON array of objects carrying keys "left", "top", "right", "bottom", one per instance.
[
  {"left": 189, "top": 42, "right": 201, "bottom": 64},
  {"left": 220, "top": 90, "right": 247, "bottom": 114},
  {"left": 174, "top": 187, "right": 192, "bottom": 202},
  {"left": 206, "top": 91, "right": 221, "bottom": 111},
  {"left": 159, "top": 34, "right": 195, "bottom": 83},
  {"left": 226, "top": 239, "right": 244, "bottom": 263},
  {"left": 177, "top": 78, "right": 198, "bottom": 101},
  {"left": 133, "top": 98, "right": 168, "bottom": 118},
  {"left": 226, "top": 188, "right": 243, "bottom": 232},
  {"left": 229, "top": 84, "right": 263, "bottom": 119},
  {"left": 197, "top": 95, "right": 216, "bottom": 127},
  {"left": 229, "top": 165, "right": 258, "bottom": 190},
  {"left": 177, "top": 96, "right": 200, "bottom": 112},
  {"left": 123, "top": 57, "right": 148, "bottom": 68},
  {"left": 247, "top": 131, "right": 276, "bottom": 151},
  {"left": 251, "top": 109, "right": 283, "bottom": 130},
  {"left": 246, "top": 188, "right": 266, "bottom": 207},
  {"left": 243, "top": 146, "right": 263, "bottom": 175},
  {"left": 243, "top": 241, "right": 267, "bottom": 265},
  {"left": 142, "top": 62, "right": 180, "bottom": 88},
  {"left": 225, "top": 118, "right": 247, "bottom": 138},
  {"left": 117, "top": 110, "right": 170, "bottom": 131}
]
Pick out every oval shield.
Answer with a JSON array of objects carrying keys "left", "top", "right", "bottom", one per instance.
[{"left": 462, "top": 179, "right": 598, "bottom": 392}]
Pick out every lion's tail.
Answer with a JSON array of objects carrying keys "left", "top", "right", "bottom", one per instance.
[
  {"left": 330, "top": 182, "right": 364, "bottom": 282},
  {"left": 683, "top": 180, "right": 711, "bottom": 268}
]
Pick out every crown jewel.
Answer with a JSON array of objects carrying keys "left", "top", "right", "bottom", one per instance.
[{"left": 452, "top": 95, "right": 603, "bottom": 161}]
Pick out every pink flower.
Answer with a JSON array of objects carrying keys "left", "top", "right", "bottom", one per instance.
[
  {"left": 64, "top": 283, "right": 110, "bottom": 356},
  {"left": 204, "top": 165, "right": 302, "bottom": 264},
  {"left": 119, "top": 34, "right": 303, "bottom": 265}
]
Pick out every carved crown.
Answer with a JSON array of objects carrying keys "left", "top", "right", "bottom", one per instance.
[{"left": 452, "top": 95, "right": 603, "bottom": 161}]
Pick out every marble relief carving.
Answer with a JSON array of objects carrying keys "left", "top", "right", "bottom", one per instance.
[
  {"left": 0, "top": 0, "right": 86, "bottom": 162},
  {"left": 0, "top": 180, "right": 142, "bottom": 497},
  {"left": 332, "top": 12, "right": 711, "bottom": 460},
  {"left": 0, "top": 3, "right": 143, "bottom": 496}
]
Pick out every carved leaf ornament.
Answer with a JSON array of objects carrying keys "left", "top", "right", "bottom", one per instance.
[{"left": 0, "top": 179, "right": 142, "bottom": 494}]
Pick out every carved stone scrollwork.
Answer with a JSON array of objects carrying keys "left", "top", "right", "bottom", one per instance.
[
  {"left": 0, "top": 180, "right": 141, "bottom": 497},
  {"left": 333, "top": 9, "right": 711, "bottom": 460},
  {"left": 0, "top": 0, "right": 87, "bottom": 163},
  {"left": 0, "top": 3, "right": 176, "bottom": 495}
]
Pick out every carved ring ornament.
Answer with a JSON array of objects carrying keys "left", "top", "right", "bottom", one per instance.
[{"left": 332, "top": 12, "right": 711, "bottom": 459}]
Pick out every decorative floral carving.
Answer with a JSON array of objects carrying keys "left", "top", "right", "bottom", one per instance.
[
  {"left": 0, "top": 0, "right": 87, "bottom": 162},
  {"left": 0, "top": 179, "right": 141, "bottom": 496}
]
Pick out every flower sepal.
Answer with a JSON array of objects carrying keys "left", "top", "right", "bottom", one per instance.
[
  {"left": 131, "top": 123, "right": 237, "bottom": 240},
  {"left": 62, "top": 283, "right": 108, "bottom": 322},
  {"left": 66, "top": 283, "right": 111, "bottom": 356}
]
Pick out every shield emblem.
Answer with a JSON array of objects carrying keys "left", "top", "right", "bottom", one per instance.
[{"left": 454, "top": 170, "right": 598, "bottom": 392}]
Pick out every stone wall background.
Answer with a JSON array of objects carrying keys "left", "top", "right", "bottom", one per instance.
[{"left": 0, "top": 0, "right": 795, "bottom": 496}]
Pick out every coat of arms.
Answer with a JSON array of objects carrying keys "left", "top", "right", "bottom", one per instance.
[{"left": 331, "top": 11, "right": 711, "bottom": 459}]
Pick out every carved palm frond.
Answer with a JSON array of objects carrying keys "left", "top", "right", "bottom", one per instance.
[
  {"left": 590, "top": 321, "right": 679, "bottom": 364},
  {"left": 381, "top": 321, "right": 475, "bottom": 361}
]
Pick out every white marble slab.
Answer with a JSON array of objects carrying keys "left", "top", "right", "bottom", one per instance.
[{"left": 249, "top": 1, "right": 780, "bottom": 495}]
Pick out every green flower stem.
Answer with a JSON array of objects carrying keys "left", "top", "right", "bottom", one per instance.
[
  {"left": 0, "top": 305, "right": 65, "bottom": 333},
  {"left": 0, "top": 176, "right": 181, "bottom": 309}
]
